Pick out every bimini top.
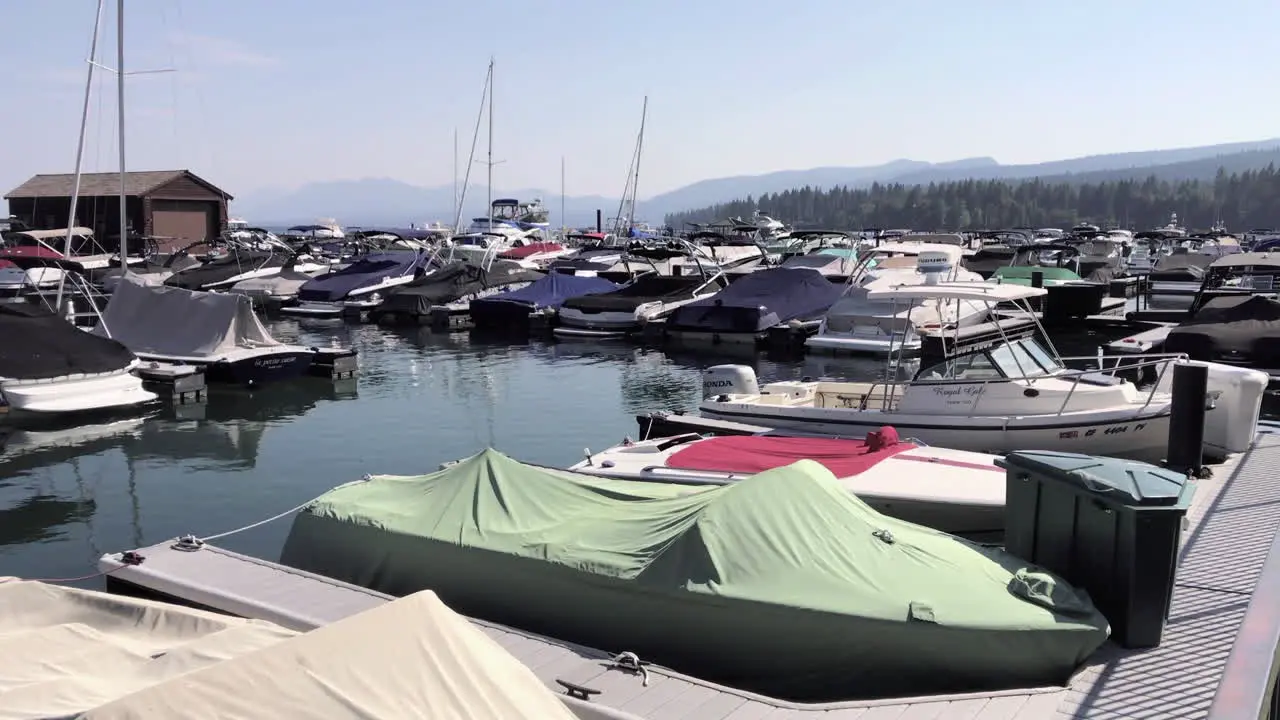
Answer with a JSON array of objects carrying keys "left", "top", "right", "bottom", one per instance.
[{"left": 867, "top": 281, "right": 1047, "bottom": 304}]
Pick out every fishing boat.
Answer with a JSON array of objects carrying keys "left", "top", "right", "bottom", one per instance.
[
  {"left": 95, "top": 275, "right": 322, "bottom": 385},
  {"left": 0, "top": 273, "right": 156, "bottom": 414},
  {"left": 570, "top": 429, "right": 1005, "bottom": 534},
  {"left": 279, "top": 449, "right": 1109, "bottom": 702},
  {"left": 699, "top": 282, "right": 1267, "bottom": 460},
  {"left": 553, "top": 271, "right": 729, "bottom": 338},
  {"left": 282, "top": 251, "right": 432, "bottom": 318},
  {"left": 806, "top": 249, "right": 988, "bottom": 356}
]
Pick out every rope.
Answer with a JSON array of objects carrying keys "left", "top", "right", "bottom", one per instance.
[
  {"left": 609, "top": 651, "right": 650, "bottom": 686},
  {"left": 13, "top": 551, "right": 146, "bottom": 584},
  {"left": 191, "top": 477, "right": 371, "bottom": 545}
]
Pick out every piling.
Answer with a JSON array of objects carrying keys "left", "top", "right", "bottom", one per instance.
[{"left": 1166, "top": 362, "right": 1208, "bottom": 476}]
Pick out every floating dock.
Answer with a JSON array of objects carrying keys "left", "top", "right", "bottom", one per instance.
[{"left": 96, "top": 425, "right": 1280, "bottom": 719}]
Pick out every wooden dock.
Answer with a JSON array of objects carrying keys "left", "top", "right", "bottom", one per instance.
[{"left": 98, "top": 427, "right": 1280, "bottom": 719}]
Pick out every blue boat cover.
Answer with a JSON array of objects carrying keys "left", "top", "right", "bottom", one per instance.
[
  {"left": 297, "top": 252, "right": 426, "bottom": 302},
  {"left": 471, "top": 272, "right": 618, "bottom": 311},
  {"left": 667, "top": 267, "right": 843, "bottom": 333}
]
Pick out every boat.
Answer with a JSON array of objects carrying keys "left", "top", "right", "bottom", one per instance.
[
  {"left": 368, "top": 259, "right": 543, "bottom": 325},
  {"left": 225, "top": 265, "right": 318, "bottom": 308},
  {"left": 806, "top": 249, "right": 988, "bottom": 357},
  {"left": 94, "top": 275, "right": 322, "bottom": 385},
  {"left": 1163, "top": 295, "right": 1280, "bottom": 375},
  {"left": 698, "top": 282, "right": 1267, "bottom": 460},
  {"left": 0, "top": 579, "right": 576, "bottom": 720},
  {"left": 499, "top": 240, "right": 574, "bottom": 269},
  {"left": 479, "top": 197, "right": 550, "bottom": 230},
  {"left": 468, "top": 272, "right": 618, "bottom": 332},
  {"left": 553, "top": 271, "right": 729, "bottom": 338},
  {"left": 570, "top": 429, "right": 1006, "bottom": 535},
  {"left": 0, "top": 285, "right": 156, "bottom": 414},
  {"left": 282, "top": 251, "right": 432, "bottom": 318},
  {"left": 279, "top": 448, "right": 1109, "bottom": 702},
  {"left": 662, "top": 266, "right": 844, "bottom": 344},
  {"left": 162, "top": 241, "right": 291, "bottom": 291}
]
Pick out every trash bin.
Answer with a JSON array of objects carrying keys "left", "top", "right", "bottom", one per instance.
[{"left": 997, "top": 450, "right": 1195, "bottom": 649}]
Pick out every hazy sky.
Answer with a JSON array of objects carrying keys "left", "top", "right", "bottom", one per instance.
[{"left": 4, "top": 0, "right": 1279, "bottom": 204}]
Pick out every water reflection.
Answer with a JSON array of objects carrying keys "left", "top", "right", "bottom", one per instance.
[{"left": 0, "top": 496, "right": 95, "bottom": 547}]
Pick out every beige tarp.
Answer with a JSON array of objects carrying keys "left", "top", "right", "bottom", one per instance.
[
  {"left": 83, "top": 589, "right": 578, "bottom": 720},
  {"left": 0, "top": 579, "right": 295, "bottom": 719}
]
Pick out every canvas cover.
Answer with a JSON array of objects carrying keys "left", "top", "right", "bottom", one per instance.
[
  {"left": 297, "top": 252, "right": 425, "bottom": 302},
  {"left": 377, "top": 261, "right": 544, "bottom": 316},
  {"left": 0, "top": 579, "right": 295, "bottom": 718},
  {"left": 666, "top": 266, "right": 843, "bottom": 333},
  {"left": 562, "top": 274, "right": 707, "bottom": 313},
  {"left": 1166, "top": 294, "right": 1280, "bottom": 362},
  {"left": 0, "top": 303, "right": 136, "bottom": 380},
  {"left": 470, "top": 272, "right": 618, "bottom": 311},
  {"left": 83, "top": 590, "right": 577, "bottom": 720},
  {"left": 282, "top": 450, "right": 1110, "bottom": 701},
  {"left": 164, "top": 252, "right": 285, "bottom": 290},
  {"left": 93, "top": 275, "right": 281, "bottom": 359},
  {"left": 230, "top": 268, "right": 315, "bottom": 297}
]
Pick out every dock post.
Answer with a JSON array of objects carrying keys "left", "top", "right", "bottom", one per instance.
[
  {"left": 1166, "top": 362, "right": 1207, "bottom": 476},
  {"left": 1031, "top": 271, "right": 1043, "bottom": 289},
  {"left": 596, "top": 209, "right": 603, "bottom": 233}
]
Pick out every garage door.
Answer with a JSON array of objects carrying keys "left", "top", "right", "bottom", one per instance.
[{"left": 151, "top": 200, "right": 215, "bottom": 254}]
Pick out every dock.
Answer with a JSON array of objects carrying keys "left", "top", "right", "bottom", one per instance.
[{"left": 98, "top": 427, "right": 1280, "bottom": 719}]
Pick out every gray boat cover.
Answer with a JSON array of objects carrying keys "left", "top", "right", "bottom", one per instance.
[
  {"left": 92, "top": 274, "right": 281, "bottom": 358},
  {"left": 282, "top": 450, "right": 1110, "bottom": 701},
  {"left": 83, "top": 589, "right": 577, "bottom": 720}
]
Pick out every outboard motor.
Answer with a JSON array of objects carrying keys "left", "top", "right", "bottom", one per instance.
[
  {"left": 702, "top": 364, "right": 760, "bottom": 398},
  {"left": 916, "top": 250, "right": 954, "bottom": 286}
]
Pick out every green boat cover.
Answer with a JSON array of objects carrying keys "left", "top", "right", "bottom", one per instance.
[
  {"left": 991, "top": 265, "right": 1082, "bottom": 285},
  {"left": 281, "top": 449, "right": 1110, "bottom": 701}
]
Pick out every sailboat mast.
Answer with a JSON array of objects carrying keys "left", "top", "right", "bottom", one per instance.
[
  {"left": 116, "top": 0, "right": 128, "bottom": 264},
  {"left": 560, "top": 156, "right": 565, "bottom": 236},
  {"left": 487, "top": 58, "right": 494, "bottom": 235},
  {"left": 629, "top": 96, "right": 648, "bottom": 233},
  {"left": 58, "top": 0, "right": 106, "bottom": 309},
  {"left": 453, "top": 127, "right": 458, "bottom": 223}
]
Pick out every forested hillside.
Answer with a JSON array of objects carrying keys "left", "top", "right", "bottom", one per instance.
[{"left": 665, "top": 165, "right": 1280, "bottom": 231}]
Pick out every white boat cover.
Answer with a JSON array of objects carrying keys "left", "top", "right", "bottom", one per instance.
[
  {"left": 0, "top": 579, "right": 294, "bottom": 719},
  {"left": 83, "top": 588, "right": 578, "bottom": 720},
  {"left": 93, "top": 274, "right": 281, "bottom": 358}
]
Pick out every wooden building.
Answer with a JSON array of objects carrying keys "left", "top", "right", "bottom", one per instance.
[{"left": 4, "top": 170, "right": 233, "bottom": 253}]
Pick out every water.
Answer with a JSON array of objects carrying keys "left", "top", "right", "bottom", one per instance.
[{"left": 0, "top": 318, "right": 896, "bottom": 586}]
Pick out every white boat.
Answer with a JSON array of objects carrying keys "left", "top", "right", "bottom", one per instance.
[
  {"left": 554, "top": 271, "right": 729, "bottom": 338},
  {"left": 95, "top": 274, "right": 320, "bottom": 385},
  {"left": 0, "top": 263, "right": 156, "bottom": 414},
  {"left": 700, "top": 282, "right": 1267, "bottom": 460},
  {"left": 570, "top": 430, "right": 1005, "bottom": 535},
  {"left": 806, "top": 246, "right": 987, "bottom": 356}
]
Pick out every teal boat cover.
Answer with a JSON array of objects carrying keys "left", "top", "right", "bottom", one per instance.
[{"left": 281, "top": 450, "right": 1109, "bottom": 701}]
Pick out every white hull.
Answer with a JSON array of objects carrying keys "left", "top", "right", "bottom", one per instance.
[
  {"left": 554, "top": 294, "right": 712, "bottom": 337},
  {"left": 281, "top": 274, "right": 419, "bottom": 317},
  {"left": 0, "top": 369, "right": 157, "bottom": 414},
  {"left": 806, "top": 333, "right": 923, "bottom": 356}
]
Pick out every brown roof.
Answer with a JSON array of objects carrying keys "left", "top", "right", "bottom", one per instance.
[{"left": 4, "top": 170, "right": 233, "bottom": 200}]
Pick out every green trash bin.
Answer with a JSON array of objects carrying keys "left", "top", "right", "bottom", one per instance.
[{"left": 997, "top": 450, "right": 1195, "bottom": 649}]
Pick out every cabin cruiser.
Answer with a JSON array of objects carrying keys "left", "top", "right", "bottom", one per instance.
[
  {"left": 571, "top": 431, "right": 1006, "bottom": 535},
  {"left": 0, "top": 261, "right": 156, "bottom": 414},
  {"left": 554, "top": 271, "right": 729, "bottom": 338},
  {"left": 700, "top": 282, "right": 1266, "bottom": 460},
  {"left": 283, "top": 251, "right": 434, "bottom": 318},
  {"left": 476, "top": 197, "right": 550, "bottom": 230},
  {"left": 807, "top": 247, "right": 986, "bottom": 356},
  {"left": 96, "top": 275, "right": 321, "bottom": 384}
]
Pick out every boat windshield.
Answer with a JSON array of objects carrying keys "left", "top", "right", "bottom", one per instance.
[{"left": 916, "top": 338, "right": 1063, "bottom": 381}]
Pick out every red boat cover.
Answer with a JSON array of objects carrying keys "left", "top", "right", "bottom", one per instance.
[
  {"left": 501, "top": 243, "right": 563, "bottom": 259},
  {"left": 0, "top": 247, "right": 65, "bottom": 260},
  {"left": 666, "top": 430, "right": 913, "bottom": 478}
]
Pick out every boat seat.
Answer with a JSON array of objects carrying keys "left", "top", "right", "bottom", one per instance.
[{"left": 815, "top": 383, "right": 902, "bottom": 411}]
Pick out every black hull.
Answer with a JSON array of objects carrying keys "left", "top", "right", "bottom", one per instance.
[
  {"left": 469, "top": 301, "right": 538, "bottom": 334},
  {"left": 202, "top": 350, "right": 315, "bottom": 386}
]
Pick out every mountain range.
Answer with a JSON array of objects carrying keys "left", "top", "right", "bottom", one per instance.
[{"left": 231, "top": 138, "right": 1280, "bottom": 228}]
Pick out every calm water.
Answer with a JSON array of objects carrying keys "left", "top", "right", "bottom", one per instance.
[{"left": 1, "top": 317, "right": 1241, "bottom": 587}]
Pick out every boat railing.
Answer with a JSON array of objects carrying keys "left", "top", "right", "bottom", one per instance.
[{"left": 855, "top": 352, "right": 1186, "bottom": 417}]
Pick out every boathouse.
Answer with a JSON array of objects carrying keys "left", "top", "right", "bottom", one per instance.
[{"left": 3, "top": 169, "right": 232, "bottom": 253}]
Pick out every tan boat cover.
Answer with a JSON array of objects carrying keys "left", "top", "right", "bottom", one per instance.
[
  {"left": 83, "top": 589, "right": 578, "bottom": 720},
  {"left": 92, "top": 274, "right": 281, "bottom": 358},
  {"left": 0, "top": 579, "right": 295, "bottom": 719}
]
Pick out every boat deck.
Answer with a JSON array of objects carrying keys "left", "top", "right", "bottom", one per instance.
[{"left": 98, "top": 428, "right": 1280, "bottom": 719}]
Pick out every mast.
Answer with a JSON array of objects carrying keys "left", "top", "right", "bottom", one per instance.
[
  {"left": 452, "top": 127, "right": 458, "bottom": 223},
  {"left": 560, "top": 156, "right": 565, "bottom": 236},
  {"left": 487, "top": 57, "right": 494, "bottom": 235},
  {"left": 628, "top": 96, "right": 648, "bottom": 233},
  {"left": 58, "top": 0, "right": 106, "bottom": 309},
  {"left": 116, "top": 0, "right": 128, "bottom": 265}
]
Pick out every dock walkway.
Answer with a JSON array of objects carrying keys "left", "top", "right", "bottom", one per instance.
[{"left": 100, "top": 428, "right": 1280, "bottom": 719}]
